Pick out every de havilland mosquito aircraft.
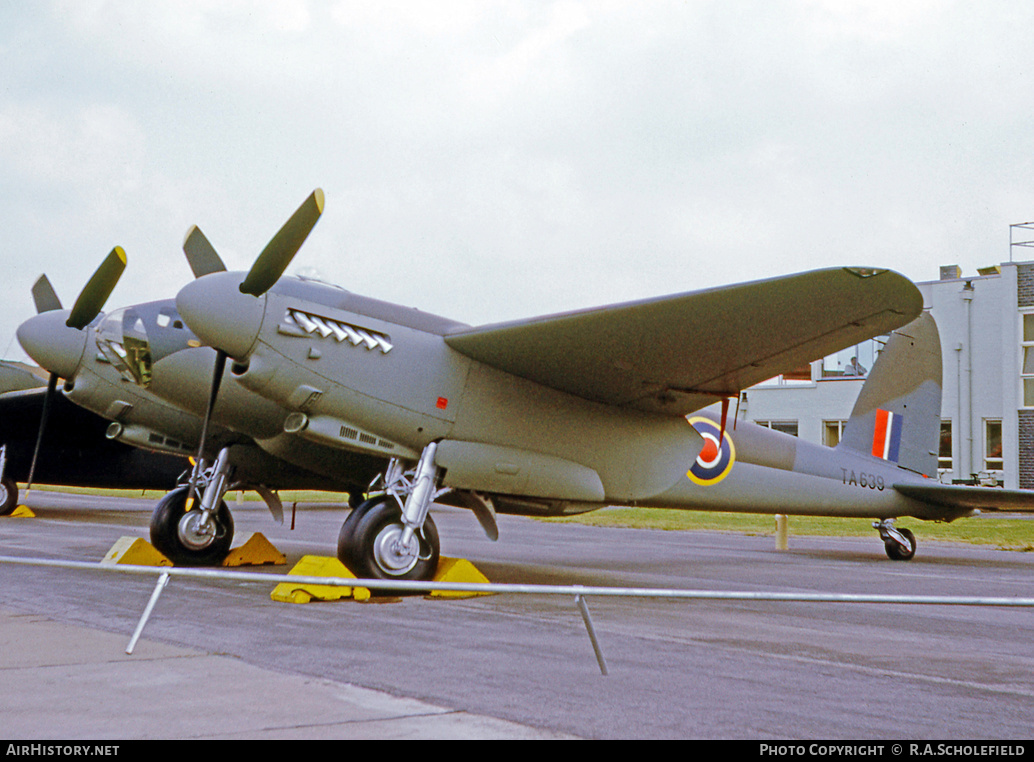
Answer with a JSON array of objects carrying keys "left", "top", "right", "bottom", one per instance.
[{"left": 21, "top": 189, "right": 1034, "bottom": 579}]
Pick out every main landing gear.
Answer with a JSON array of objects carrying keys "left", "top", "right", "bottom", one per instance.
[
  {"left": 874, "top": 519, "right": 916, "bottom": 561},
  {"left": 338, "top": 444, "right": 443, "bottom": 581},
  {"left": 147, "top": 440, "right": 446, "bottom": 578},
  {"left": 0, "top": 475, "right": 18, "bottom": 516},
  {"left": 151, "top": 485, "right": 234, "bottom": 566},
  {"left": 338, "top": 495, "right": 440, "bottom": 580},
  {"left": 0, "top": 445, "right": 16, "bottom": 516},
  {"left": 150, "top": 447, "right": 236, "bottom": 566}
]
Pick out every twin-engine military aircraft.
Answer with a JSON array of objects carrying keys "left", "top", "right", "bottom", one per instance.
[{"left": 18, "top": 189, "right": 1034, "bottom": 580}]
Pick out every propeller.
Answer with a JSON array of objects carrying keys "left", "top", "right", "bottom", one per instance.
[
  {"left": 24, "top": 248, "right": 127, "bottom": 495},
  {"left": 67, "top": 247, "right": 127, "bottom": 329},
  {"left": 182, "top": 189, "right": 325, "bottom": 500},
  {"left": 184, "top": 348, "right": 228, "bottom": 504},
  {"left": 31, "top": 275, "right": 63, "bottom": 314},
  {"left": 183, "top": 226, "right": 227, "bottom": 279},
  {"left": 179, "top": 227, "right": 228, "bottom": 500},
  {"left": 24, "top": 277, "right": 66, "bottom": 481},
  {"left": 239, "top": 188, "right": 324, "bottom": 297}
]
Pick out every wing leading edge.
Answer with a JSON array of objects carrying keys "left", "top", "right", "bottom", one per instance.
[{"left": 445, "top": 267, "right": 923, "bottom": 416}]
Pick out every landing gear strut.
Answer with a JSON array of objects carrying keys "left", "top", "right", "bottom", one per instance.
[
  {"left": 874, "top": 519, "right": 916, "bottom": 561},
  {"left": 337, "top": 444, "right": 443, "bottom": 581},
  {"left": 150, "top": 447, "right": 236, "bottom": 565}
]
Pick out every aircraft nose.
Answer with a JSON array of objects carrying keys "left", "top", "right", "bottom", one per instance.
[
  {"left": 176, "top": 271, "right": 266, "bottom": 360},
  {"left": 16, "top": 310, "right": 88, "bottom": 380}
]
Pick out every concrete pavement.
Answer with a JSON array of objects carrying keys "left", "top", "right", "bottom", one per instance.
[{"left": 0, "top": 607, "right": 574, "bottom": 740}]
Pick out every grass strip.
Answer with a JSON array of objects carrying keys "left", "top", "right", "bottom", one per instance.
[{"left": 541, "top": 507, "right": 1034, "bottom": 551}]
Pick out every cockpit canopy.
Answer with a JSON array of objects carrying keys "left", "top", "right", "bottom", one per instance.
[{"left": 95, "top": 301, "right": 195, "bottom": 387}]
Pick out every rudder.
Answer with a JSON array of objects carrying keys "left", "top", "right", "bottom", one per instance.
[{"left": 837, "top": 312, "right": 942, "bottom": 478}]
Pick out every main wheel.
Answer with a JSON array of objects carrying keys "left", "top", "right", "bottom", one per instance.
[
  {"left": 884, "top": 527, "right": 916, "bottom": 561},
  {"left": 0, "top": 476, "right": 18, "bottom": 516},
  {"left": 338, "top": 497, "right": 439, "bottom": 581},
  {"left": 338, "top": 494, "right": 388, "bottom": 555},
  {"left": 151, "top": 486, "right": 234, "bottom": 566}
]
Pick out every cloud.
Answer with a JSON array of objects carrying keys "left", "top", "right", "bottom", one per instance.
[
  {"left": 2, "top": 0, "right": 1034, "bottom": 353},
  {"left": 0, "top": 102, "right": 145, "bottom": 193}
]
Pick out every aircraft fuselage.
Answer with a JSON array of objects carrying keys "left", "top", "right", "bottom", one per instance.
[{"left": 184, "top": 273, "right": 945, "bottom": 521}]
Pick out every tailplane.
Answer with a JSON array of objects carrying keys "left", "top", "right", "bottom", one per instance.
[{"left": 837, "top": 312, "right": 942, "bottom": 478}]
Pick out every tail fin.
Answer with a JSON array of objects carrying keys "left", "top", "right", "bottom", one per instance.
[{"left": 837, "top": 312, "right": 942, "bottom": 477}]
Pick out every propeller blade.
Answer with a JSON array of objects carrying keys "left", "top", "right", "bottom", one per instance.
[
  {"left": 187, "top": 349, "right": 228, "bottom": 500},
  {"left": 183, "top": 226, "right": 227, "bottom": 278},
  {"left": 31, "top": 275, "right": 63, "bottom": 314},
  {"left": 66, "top": 246, "right": 127, "bottom": 329},
  {"left": 239, "top": 189, "right": 325, "bottom": 297},
  {"left": 25, "top": 373, "right": 59, "bottom": 495}
]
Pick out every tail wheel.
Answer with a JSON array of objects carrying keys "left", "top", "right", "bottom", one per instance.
[
  {"left": 884, "top": 527, "right": 916, "bottom": 561},
  {"left": 0, "top": 476, "right": 18, "bottom": 516},
  {"left": 338, "top": 496, "right": 439, "bottom": 581},
  {"left": 151, "top": 486, "right": 234, "bottom": 566}
]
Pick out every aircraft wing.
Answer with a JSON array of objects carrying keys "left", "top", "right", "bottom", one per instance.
[
  {"left": 444, "top": 267, "right": 923, "bottom": 416},
  {"left": 894, "top": 483, "right": 1034, "bottom": 514},
  {"left": 0, "top": 360, "right": 48, "bottom": 394}
]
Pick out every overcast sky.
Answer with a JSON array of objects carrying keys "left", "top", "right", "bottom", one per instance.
[{"left": 2, "top": 1, "right": 1033, "bottom": 362}]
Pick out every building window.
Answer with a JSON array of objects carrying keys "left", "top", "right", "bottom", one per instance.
[
  {"left": 820, "top": 337, "right": 886, "bottom": 378},
  {"left": 1022, "top": 314, "right": 1034, "bottom": 406},
  {"left": 939, "top": 421, "right": 952, "bottom": 472},
  {"left": 755, "top": 420, "right": 799, "bottom": 437},
  {"left": 985, "top": 419, "right": 1003, "bottom": 471},
  {"left": 823, "top": 420, "right": 846, "bottom": 447}
]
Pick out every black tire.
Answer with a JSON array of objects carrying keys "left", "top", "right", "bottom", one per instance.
[
  {"left": 884, "top": 527, "right": 916, "bottom": 561},
  {"left": 0, "top": 476, "right": 18, "bottom": 516},
  {"left": 338, "top": 497, "right": 439, "bottom": 581},
  {"left": 339, "top": 494, "right": 389, "bottom": 555},
  {"left": 150, "top": 486, "right": 234, "bottom": 566}
]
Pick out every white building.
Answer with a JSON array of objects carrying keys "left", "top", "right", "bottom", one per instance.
[{"left": 738, "top": 260, "right": 1034, "bottom": 489}]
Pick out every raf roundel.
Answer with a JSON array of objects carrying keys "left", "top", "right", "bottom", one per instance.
[{"left": 686, "top": 416, "right": 736, "bottom": 486}]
